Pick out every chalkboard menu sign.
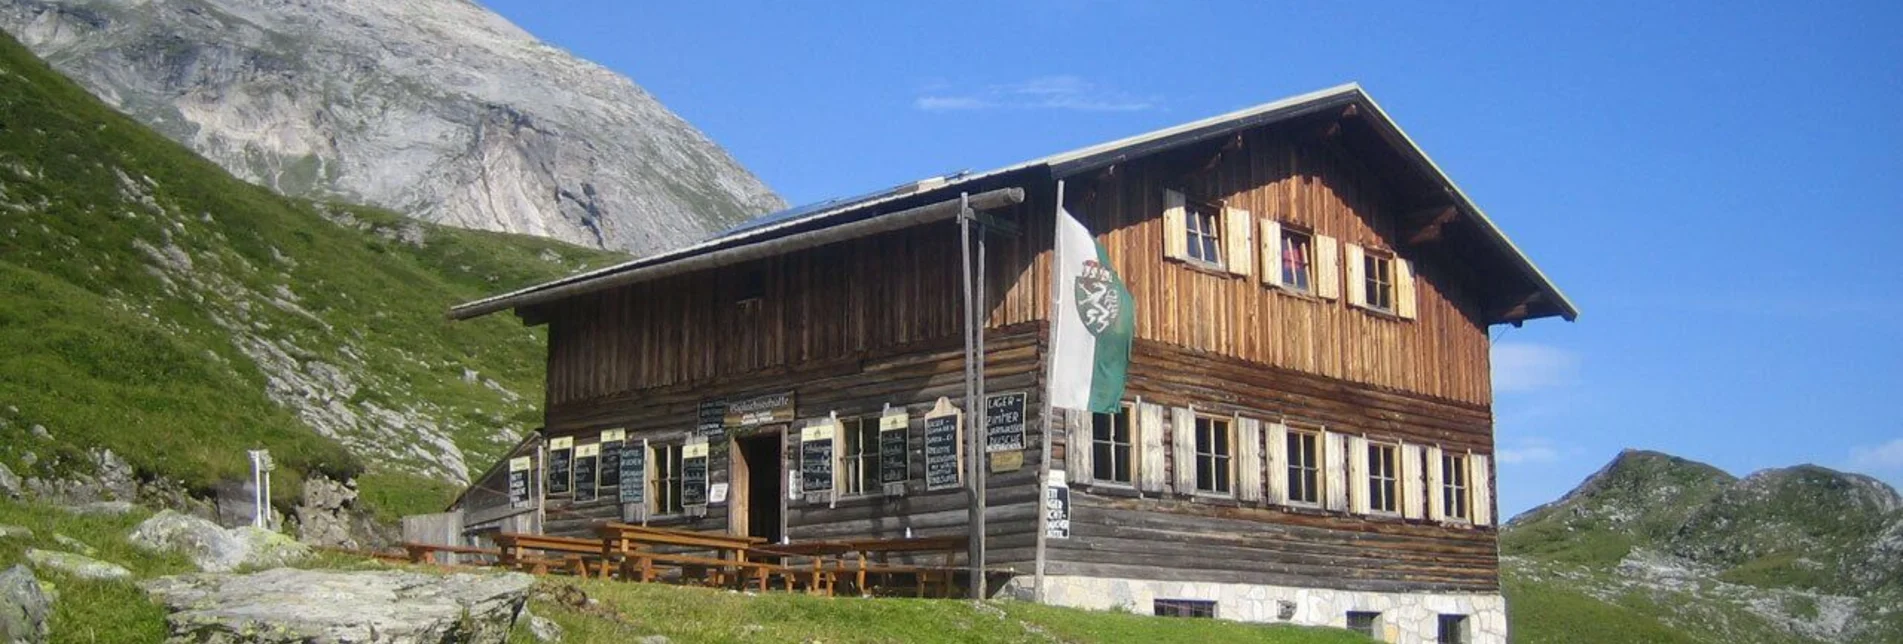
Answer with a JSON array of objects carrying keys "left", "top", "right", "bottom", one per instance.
[
  {"left": 598, "top": 429, "right": 624, "bottom": 488},
  {"left": 572, "top": 443, "right": 600, "bottom": 502},
  {"left": 984, "top": 391, "right": 1027, "bottom": 453},
  {"left": 507, "top": 456, "right": 532, "bottom": 507},
  {"left": 681, "top": 441, "right": 709, "bottom": 506},
  {"left": 800, "top": 421, "right": 836, "bottom": 493},
  {"left": 696, "top": 399, "right": 727, "bottom": 438},
  {"left": 618, "top": 441, "right": 646, "bottom": 505},
  {"left": 547, "top": 436, "right": 573, "bottom": 495},
  {"left": 1044, "top": 475, "right": 1071, "bottom": 539},
  {"left": 878, "top": 412, "right": 909, "bottom": 485},
  {"left": 923, "top": 398, "right": 962, "bottom": 491}
]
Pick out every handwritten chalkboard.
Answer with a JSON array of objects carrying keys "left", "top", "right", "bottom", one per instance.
[
  {"left": 878, "top": 415, "right": 909, "bottom": 485},
  {"left": 682, "top": 448, "right": 709, "bottom": 507},
  {"left": 924, "top": 413, "right": 960, "bottom": 490},
  {"left": 697, "top": 399, "right": 726, "bottom": 437},
  {"left": 984, "top": 392, "right": 1027, "bottom": 453},
  {"left": 801, "top": 430, "right": 835, "bottom": 493},
  {"left": 572, "top": 446, "right": 598, "bottom": 503},
  {"left": 507, "top": 456, "right": 531, "bottom": 507},
  {"left": 599, "top": 440, "right": 623, "bottom": 488},
  {"left": 618, "top": 442, "right": 646, "bottom": 505},
  {"left": 548, "top": 441, "right": 573, "bottom": 495}
]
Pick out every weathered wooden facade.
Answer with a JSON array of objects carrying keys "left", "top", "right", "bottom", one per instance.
[{"left": 451, "top": 84, "right": 1574, "bottom": 644}]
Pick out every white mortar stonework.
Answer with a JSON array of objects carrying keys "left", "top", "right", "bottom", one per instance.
[{"left": 1008, "top": 575, "right": 1507, "bottom": 644}]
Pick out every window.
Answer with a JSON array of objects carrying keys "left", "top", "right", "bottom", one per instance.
[
  {"left": 1363, "top": 251, "right": 1395, "bottom": 312},
  {"left": 840, "top": 417, "right": 880, "bottom": 495},
  {"left": 1153, "top": 599, "right": 1217, "bottom": 618},
  {"left": 1367, "top": 442, "right": 1399, "bottom": 514},
  {"left": 1346, "top": 611, "right": 1381, "bottom": 638},
  {"left": 1286, "top": 430, "right": 1322, "bottom": 505},
  {"left": 1438, "top": 614, "right": 1470, "bottom": 644},
  {"left": 1194, "top": 416, "right": 1232, "bottom": 494},
  {"left": 1091, "top": 406, "right": 1133, "bottom": 484},
  {"left": 1442, "top": 453, "right": 1471, "bottom": 521},
  {"left": 1279, "top": 228, "right": 1314, "bottom": 292},
  {"left": 652, "top": 443, "right": 685, "bottom": 514},
  {"left": 1184, "top": 200, "right": 1223, "bottom": 267}
]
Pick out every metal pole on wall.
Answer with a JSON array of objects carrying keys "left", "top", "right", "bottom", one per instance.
[
  {"left": 1033, "top": 180, "right": 1064, "bottom": 602},
  {"left": 958, "top": 192, "right": 985, "bottom": 600}
]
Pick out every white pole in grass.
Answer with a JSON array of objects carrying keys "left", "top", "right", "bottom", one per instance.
[{"left": 247, "top": 449, "right": 265, "bottom": 528}]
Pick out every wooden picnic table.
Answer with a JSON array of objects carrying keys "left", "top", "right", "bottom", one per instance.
[
  {"left": 492, "top": 532, "right": 614, "bottom": 578},
  {"left": 768, "top": 535, "right": 967, "bottom": 597},
  {"left": 399, "top": 542, "right": 501, "bottom": 566},
  {"left": 597, "top": 523, "right": 823, "bottom": 592}
]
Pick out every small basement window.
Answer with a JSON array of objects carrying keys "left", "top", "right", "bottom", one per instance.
[
  {"left": 1368, "top": 442, "right": 1399, "bottom": 514},
  {"left": 1363, "top": 251, "right": 1395, "bottom": 312},
  {"left": 1346, "top": 611, "right": 1382, "bottom": 638},
  {"left": 1438, "top": 614, "right": 1471, "bottom": 644},
  {"left": 1184, "top": 200, "right": 1224, "bottom": 268},
  {"left": 1154, "top": 599, "right": 1217, "bottom": 618},
  {"left": 1091, "top": 405, "right": 1134, "bottom": 484},
  {"left": 1279, "top": 227, "right": 1314, "bottom": 292}
]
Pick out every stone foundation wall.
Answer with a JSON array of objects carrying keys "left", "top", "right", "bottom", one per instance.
[{"left": 1004, "top": 575, "right": 1507, "bottom": 644}]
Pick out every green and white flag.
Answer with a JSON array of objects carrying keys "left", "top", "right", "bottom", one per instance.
[{"left": 1049, "top": 201, "right": 1135, "bottom": 413}]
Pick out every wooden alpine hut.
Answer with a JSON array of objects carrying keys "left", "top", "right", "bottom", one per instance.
[{"left": 449, "top": 83, "right": 1575, "bottom": 644}]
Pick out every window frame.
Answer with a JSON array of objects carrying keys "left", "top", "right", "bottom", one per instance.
[
  {"left": 1090, "top": 404, "right": 1136, "bottom": 486},
  {"left": 1153, "top": 599, "right": 1217, "bottom": 619},
  {"left": 1362, "top": 250, "right": 1396, "bottom": 313},
  {"left": 839, "top": 416, "right": 881, "bottom": 497},
  {"left": 1182, "top": 199, "right": 1225, "bottom": 269},
  {"left": 1442, "top": 452, "right": 1473, "bottom": 523},
  {"left": 651, "top": 442, "right": 686, "bottom": 516},
  {"left": 1366, "top": 441, "right": 1400, "bottom": 515},
  {"left": 1192, "top": 415, "right": 1234, "bottom": 495},
  {"left": 1285, "top": 428, "right": 1323, "bottom": 507},
  {"left": 1346, "top": 611, "right": 1382, "bottom": 638},
  {"left": 1277, "top": 225, "right": 1316, "bottom": 294},
  {"left": 1437, "top": 614, "right": 1471, "bottom": 644}
]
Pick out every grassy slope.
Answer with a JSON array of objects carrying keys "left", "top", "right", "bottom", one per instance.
[{"left": 0, "top": 30, "right": 623, "bottom": 517}]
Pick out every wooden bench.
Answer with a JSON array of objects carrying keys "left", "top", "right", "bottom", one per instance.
[
  {"left": 399, "top": 542, "right": 501, "bottom": 566},
  {"left": 493, "top": 533, "right": 614, "bottom": 578},
  {"left": 786, "top": 536, "right": 966, "bottom": 597},
  {"left": 598, "top": 523, "right": 827, "bottom": 592}
]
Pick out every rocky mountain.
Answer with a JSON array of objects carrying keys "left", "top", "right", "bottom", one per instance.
[
  {"left": 0, "top": 0, "right": 785, "bottom": 254},
  {"left": 1503, "top": 449, "right": 1903, "bottom": 643},
  {"left": 0, "top": 28, "right": 624, "bottom": 534}
]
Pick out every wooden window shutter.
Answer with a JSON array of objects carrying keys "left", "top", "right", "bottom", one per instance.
[
  {"left": 1223, "top": 207, "right": 1254, "bottom": 277},
  {"left": 1426, "top": 445, "right": 1446, "bottom": 521},
  {"left": 1344, "top": 243, "right": 1367, "bottom": 308},
  {"left": 1266, "top": 422, "right": 1289, "bottom": 504},
  {"left": 1137, "top": 401, "right": 1167, "bottom": 492},
  {"left": 1171, "top": 407, "right": 1196, "bottom": 494},
  {"left": 1314, "top": 235, "right": 1341, "bottom": 300},
  {"left": 1324, "top": 431, "right": 1348, "bottom": 512},
  {"left": 1259, "top": 220, "right": 1283, "bottom": 287},
  {"left": 1347, "top": 435, "right": 1369, "bottom": 514},
  {"left": 1236, "top": 416, "right": 1263, "bottom": 503},
  {"left": 1066, "top": 409, "right": 1092, "bottom": 485},
  {"left": 1163, "top": 189, "right": 1188, "bottom": 261},
  {"left": 1401, "top": 443, "right": 1425, "bottom": 520},
  {"left": 1396, "top": 258, "right": 1418, "bottom": 319},
  {"left": 1472, "top": 454, "right": 1494, "bottom": 526}
]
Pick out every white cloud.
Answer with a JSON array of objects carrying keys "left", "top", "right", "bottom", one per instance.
[
  {"left": 1497, "top": 444, "right": 1560, "bottom": 465},
  {"left": 1491, "top": 342, "right": 1580, "bottom": 393},
  {"left": 1849, "top": 438, "right": 1903, "bottom": 473},
  {"left": 915, "top": 75, "right": 1157, "bottom": 113}
]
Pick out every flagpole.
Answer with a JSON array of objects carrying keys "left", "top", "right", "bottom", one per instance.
[{"left": 1032, "top": 180, "right": 1066, "bottom": 603}]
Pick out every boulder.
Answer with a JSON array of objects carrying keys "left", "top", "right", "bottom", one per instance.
[
  {"left": 1, "top": 565, "right": 51, "bottom": 644},
  {"left": 527, "top": 611, "right": 563, "bottom": 642},
  {"left": 62, "top": 501, "right": 134, "bottom": 517},
  {"left": 142, "top": 568, "right": 533, "bottom": 644},
  {"left": 293, "top": 476, "right": 360, "bottom": 548},
  {"left": 0, "top": 526, "right": 30, "bottom": 541},
  {"left": 0, "top": 464, "right": 19, "bottom": 500},
  {"left": 48, "top": 535, "right": 94, "bottom": 557},
  {"left": 128, "top": 510, "right": 309, "bottom": 573},
  {"left": 24, "top": 549, "right": 131, "bottom": 581}
]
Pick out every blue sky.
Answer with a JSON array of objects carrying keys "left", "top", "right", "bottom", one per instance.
[{"left": 481, "top": 1, "right": 1903, "bottom": 516}]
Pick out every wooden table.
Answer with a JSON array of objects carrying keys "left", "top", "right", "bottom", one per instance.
[
  {"left": 398, "top": 542, "right": 501, "bottom": 566},
  {"left": 771, "top": 535, "right": 967, "bottom": 597},
  {"left": 597, "top": 524, "right": 815, "bottom": 592},
  {"left": 492, "top": 533, "right": 614, "bottom": 578}
]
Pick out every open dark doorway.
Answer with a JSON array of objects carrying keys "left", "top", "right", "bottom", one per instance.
[{"left": 736, "top": 432, "right": 784, "bottom": 543}]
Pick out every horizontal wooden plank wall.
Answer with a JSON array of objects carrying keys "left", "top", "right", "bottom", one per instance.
[
  {"left": 542, "top": 193, "right": 1053, "bottom": 407},
  {"left": 1045, "top": 337, "right": 1499, "bottom": 593},
  {"left": 1081, "top": 129, "right": 1493, "bottom": 406},
  {"left": 541, "top": 326, "right": 1048, "bottom": 570}
]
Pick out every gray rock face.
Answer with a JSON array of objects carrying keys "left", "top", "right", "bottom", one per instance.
[
  {"left": 526, "top": 611, "right": 562, "bottom": 643},
  {"left": 142, "top": 568, "right": 534, "bottom": 644},
  {"left": 24, "top": 548, "right": 131, "bottom": 580},
  {"left": 0, "top": 0, "right": 783, "bottom": 254},
  {"left": 292, "top": 475, "right": 358, "bottom": 549},
  {"left": 128, "top": 510, "right": 310, "bottom": 573},
  {"left": 0, "top": 565, "right": 51, "bottom": 644},
  {"left": 0, "top": 526, "right": 31, "bottom": 540},
  {"left": 60, "top": 501, "right": 133, "bottom": 517},
  {"left": 0, "top": 464, "right": 19, "bottom": 500}
]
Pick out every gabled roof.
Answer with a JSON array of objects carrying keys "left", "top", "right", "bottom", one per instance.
[{"left": 450, "top": 83, "right": 1577, "bottom": 323}]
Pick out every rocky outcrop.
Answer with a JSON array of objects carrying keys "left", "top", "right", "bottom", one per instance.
[
  {"left": 128, "top": 510, "right": 309, "bottom": 573},
  {"left": 293, "top": 475, "right": 362, "bottom": 548},
  {"left": 24, "top": 548, "right": 131, "bottom": 581},
  {"left": 0, "top": 0, "right": 783, "bottom": 254},
  {"left": 0, "top": 565, "right": 51, "bottom": 644},
  {"left": 142, "top": 568, "right": 534, "bottom": 644}
]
